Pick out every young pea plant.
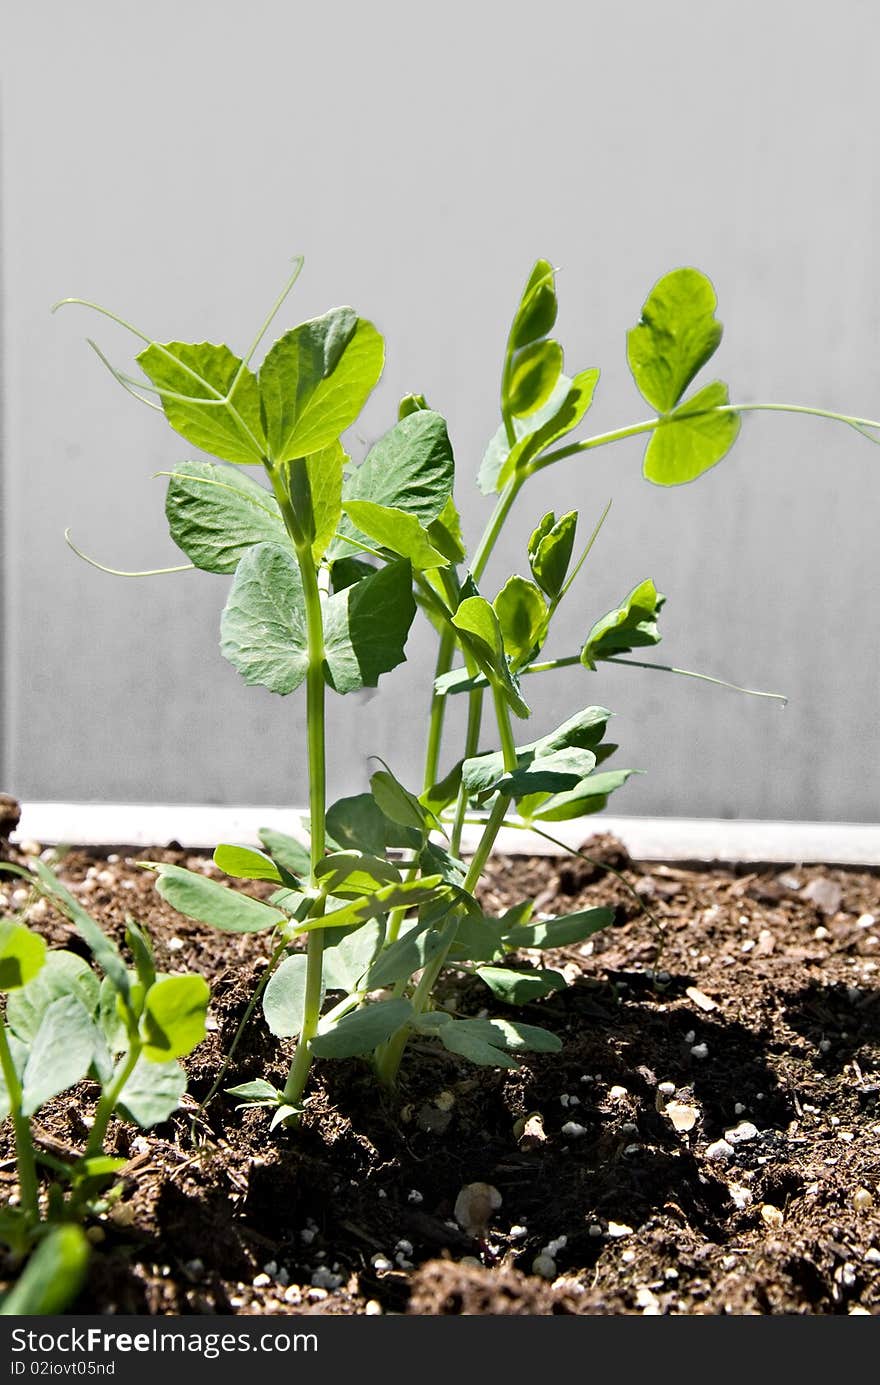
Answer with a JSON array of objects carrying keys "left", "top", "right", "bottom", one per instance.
[
  {"left": 0, "top": 859, "right": 209, "bottom": 1265},
  {"left": 57, "top": 258, "right": 880, "bottom": 1121}
]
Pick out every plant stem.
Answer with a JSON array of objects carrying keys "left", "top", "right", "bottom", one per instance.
[
  {"left": 450, "top": 682, "right": 485, "bottom": 858},
  {"left": 423, "top": 627, "right": 456, "bottom": 792},
  {"left": 85, "top": 1045, "right": 140, "bottom": 1160},
  {"left": 0, "top": 1024, "right": 39, "bottom": 1222}
]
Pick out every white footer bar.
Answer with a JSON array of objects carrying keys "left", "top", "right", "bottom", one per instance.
[{"left": 11, "top": 803, "right": 880, "bottom": 865}]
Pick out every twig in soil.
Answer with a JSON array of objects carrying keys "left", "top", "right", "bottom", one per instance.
[{"left": 198, "top": 938, "right": 290, "bottom": 1113}]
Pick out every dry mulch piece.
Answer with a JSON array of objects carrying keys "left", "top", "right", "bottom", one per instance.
[{"left": 2, "top": 831, "right": 880, "bottom": 1316}]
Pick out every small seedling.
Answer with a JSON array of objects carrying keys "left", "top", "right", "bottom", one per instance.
[{"left": 55, "top": 258, "right": 879, "bottom": 1122}]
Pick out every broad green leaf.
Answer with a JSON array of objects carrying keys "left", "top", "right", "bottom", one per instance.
[
  {"left": 311, "top": 998, "right": 413, "bottom": 1058},
  {"left": 140, "top": 974, "right": 210, "bottom": 1061},
  {"left": 295, "top": 878, "right": 446, "bottom": 934},
  {"left": 147, "top": 863, "right": 286, "bottom": 933},
  {"left": 493, "top": 576, "right": 547, "bottom": 669},
  {"left": 220, "top": 542, "right": 308, "bottom": 695},
  {"left": 419, "top": 841, "right": 467, "bottom": 886},
  {"left": 507, "top": 339, "right": 564, "bottom": 417},
  {"left": 164, "top": 460, "right": 286, "bottom": 573},
  {"left": 226, "top": 1079, "right": 283, "bottom": 1103},
  {"left": 315, "top": 851, "right": 401, "bottom": 898},
  {"left": 476, "top": 966, "right": 567, "bottom": 1004},
  {"left": 326, "top": 793, "right": 420, "bottom": 856},
  {"left": 528, "top": 510, "right": 578, "bottom": 600},
  {"left": 6, "top": 951, "right": 99, "bottom": 1042},
  {"left": 323, "top": 919, "right": 383, "bottom": 993},
  {"left": 98, "top": 974, "right": 143, "bottom": 1055},
  {"left": 462, "top": 706, "right": 612, "bottom": 799},
  {"left": 323, "top": 559, "right": 416, "bottom": 694},
  {"left": 581, "top": 579, "right": 666, "bottom": 668},
  {"left": 0, "top": 921, "right": 46, "bottom": 991},
  {"left": 451, "top": 596, "right": 530, "bottom": 719},
  {"left": 213, "top": 843, "right": 284, "bottom": 883},
  {"left": 448, "top": 913, "right": 507, "bottom": 964},
  {"left": 331, "top": 556, "right": 376, "bottom": 592},
  {"left": 522, "top": 768, "right": 640, "bottom": 822},
  {"left": 456, "top": 1016, "right": 562, "bottom": 1052},
  {"left": 0, "top": 1226, "right": 89, "bottom": 1317},
  {"left": 365, "top": 921, "right": 445, "bottom": 990},
  {"left": 426, "top": 494, "right": 466, "bottom": 565},
  {"left": 125, "top": 921, "right": 156, "bottom": 994},
  {"left": 627, "top": 267, "right": 723, "bottom": 413},
  {"left": 510, "top": 259, "right": 557, "bottom": 350},
  {"left": 137, "top": 341, "right": 266, "bottom": 465},
  {"left": 370, "top": 767, "right": 431, "bottom": 834},
  {"left": 262, "top": 953, "right": 311, "bottom": 1038},
  {"left": 259, "top": 309, "right": 384, "bottom": 461},
  {"left": 642, "top": 380, "right": 741, "bottom": 485},
  {"left": 497, "top": 369, "right": 600, "bottom": 489},
  {"left": 435, "top": 1021, "right": 518, "bottom": 1069},
  {"left": 420, "top": 760, "right": 464, "bottom": 816},
  {"left": 398, "top": 392, "right": 429, "bottom": 418},
  {"left": 28, "top": 860, "right": 130, "bottom": 1000},
  {"left": 258, "top": 828, "right": 312, "bottom": 879},
  {"left": 505, "top": 906, "right": 614, "bottom": 949},
  {"left": 334, "top": 411, "right": 455, "bottom": 556},
  {"left": 21, "top": 995, "right": 100, "bottom": 1115},
  {"left": 479, "top": 375, "right": 572, "bottom": 495},
  {"left": 342, "top": 500, "right": 449, "bottom": 570},
  {"left": 116, "top": 1055, "right": 187, "bottom": 1127},
  {"left": 280, "top": 441, "right": 345, "bottom": 563}
]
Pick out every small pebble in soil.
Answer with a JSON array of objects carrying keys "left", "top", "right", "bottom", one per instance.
[
  {"left": 407, "top": 1189, "right": 424, "bottom": 1204},
  {"left": 725, "top": 1120, "right": 759, "bottom": 1145},
  {"left": 607, "top": 1222, "right": 633, "bottom": 1239},
  {"left": 609, "top": 1085, "right": 628, "bottom": 1100},
  {"left": 819, "top": 1038, "right": 832, "bottom": 1053},
  {"left": 864, "top": 1248, "right": 880, "bottom": 1265},
  {"left": 561, "top": 1121, "right": 587, "bottom": 1139},
  {"left": 690, "top": 1043, "right": 709, "bottom": 1060},
  {"left": 167, "top": 937, "right": 185, "bottom": 952},
  {"left": 760, "top": 1204, "right": 784, "bottom": 1229},
  {"left": 509, "top": 1224, "right": 528, "bottom": 1240},
  {"left": 684, "top": 1031, "right": 696, "bottom": 1045},
  {"left": 706, "top": 1139, "right": 735, "bottom": 1161},
  {"left": 588, "top": 1224, "right": 603, "bottom": 1237},
  {"left": 364, "top": 1301, "right": 382, "bottom": 1315},
  {"left": 814, "top": 926, "right": 830, "bottom": 941},
  {"left": 371, "top": 1255, "right": 393, "bottom": 1272},
  {"left": 685, "top": 986, "right": 718, "bottom": 1013},
  {"left": 621, "top": 1250, "right": 636, "bottom": 1264},
  {"left": 665, "top": 1102, "right": 699, "bottom": 1133},
  {"left": 454, "top": 1182, "right": 502, "bottom": 1236},
  {"left": 252, "top": 1273, "right": 271, "bottom": 1288},
  {"left": 728, "top": 1184, "right": 753, "bottom": 1210},
  {"left": 635, "top": 1287, "right": 661, "bottom": 1315},
  {"left": 852, "top": 1188, "right": 874, "bottom": 1213},
  {"left": 532, "top": 1253, "right": 557, "bottom": 1280},
  {"left": 734, "top": 1102, "right": 746, "bottom": 1115},
  {"left": 857, "top": 913, "right": 876, "bottom": 929}
]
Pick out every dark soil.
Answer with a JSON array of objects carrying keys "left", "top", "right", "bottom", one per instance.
[{"left": 3, "top": 831, "right": 880, "bottom": 1316}]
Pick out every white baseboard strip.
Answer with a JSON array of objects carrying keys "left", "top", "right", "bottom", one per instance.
[{"left": 11, "top": 803, "right": 880, "bottom": 865}]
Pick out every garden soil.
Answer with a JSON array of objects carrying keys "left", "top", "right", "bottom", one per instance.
[{"left": 3, "top": 831, "right": 880, "bottom": 1317}]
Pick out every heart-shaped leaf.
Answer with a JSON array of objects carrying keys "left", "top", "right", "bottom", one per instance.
[
  {"left": 262, "top": 953, "right": 312, "bottom": 1038},
  {"left": 0, "top": 922, "right": 46, "bottom": 992},
  {"left": 140, "top": 974, "right": 210, "bottom": 1061},
  {"left": 6, "top": 951, "right": 99, "bottom": 1042},
  {"left": 642, "top": 381, "right": 741, "bottom": 485},
  {"left": 493, "top": 576, "right": 548, "bottom": 669},
  {"left": 147, "top": 862, "right": 286, "bottom": 933},
  {"left": 627, "top": 267, "right": 724, "bottom": 412},
  {"left": 116, "top": 1056, "right": 187, "bottom": 1127}
]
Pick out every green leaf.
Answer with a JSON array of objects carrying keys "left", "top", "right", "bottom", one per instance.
[
  {"left": 21, "top": 995, "right": 100, "bottom": 1115},
  {"left": 259, "top": 309, "right": 384, "bottom": 461},
  {"left": 476, "top": 966, "right": 567, "bottom": 1004},
  {"left": 458, "top": 1016, "right": 562, "bottom": 1052},
  {"left": 419, "top": 841, "right": 467, "bottom": 887},
  {"left": 164, "top": 460, "right": 287, "bottom": 573},
  {"left": 522, "top": 768, "right": 640, "bottom": 822},
  {"left": 479, "top": 375, "right": 572, "bottom": 495},
  {"left": 642, "top": 380, "right": 741, "bottom": 485},
  {"left": 581, "top": 579, "right": 666, "bottom": 668},
  {"left": 398, "top": 392, "right": 429, "bottom": 418},
  {"left": 627, "top": 266, "right": 723, "bottom": 413},
  {"left": 370, "top": 766, "right": 431, "bottom": 834},
  {"left": 447, "top": 914, "right": 506, "bottom": 964},
  {"left": 28, "top": 860, "right": 130, "bottom": 999},
  {"left": 323, "top": 559, "right": 416, "bottom": 694},
  {"left": 420, "top": 760, "right": 464, "bottom": 817},
  {"left": 426, "top": 494, "right": 466, "bottom": 565},
  {"left": 225, "top": 1079, "right": 283, "bottom": 1104},
  {"left": 262, "top": 953, "right": 312, "bottom": 1039},
  {"left": 258, "top": 828, "right": 312, "bottom": 879},
  {"left": 213, "top": 843, "right": 285, "bottom": 883},
  {"left": 220, "top": 542, "right": 309, "bottom": 695},
  {"left": 147, "top": 863, "right": 286, "bottom": 933},
  {"left": 342, "top": 500, "right": 449, "bottom": 570},
  {"left": 311, "top": 998, "right": 413, "bottom": 1058},
  {"left": 323, "top": 919, "right": 383, "bottom": 993},
  {"left": 326, "top": 793, "right": 420, "bottom": 856},
  {"left": 510, "top": 259, "right": 557, "bottom": 350},
  {"left": 451, "top": 595, "right": 530, "bottom": 719},
  {"left": 6, "top": 951, "right": 99, "bottom": 1042},
  {"left": 528, "top": 510, "right": 578, "bottom": 600},
  {"left": 295, "top": 879, "right": 446, "bottom": 934},
  {"left": 462, "top": 706, "right": 613, "bottom": 799},
  {"left": 137, "top": 341, "right": 266, "bottom": 465},
  {"left": 493, "top": 576, "right": 547, "bottom": 669},
  {"left": 365, "top": 922, "right": 445, "bottom": 990},
  {"left": 0, "top": 1226, "right": 89, "bottom": 1316},
  {"left": 497, "top": 369, "right": 600, "bottom": 489},
  {"left": 0, "top": 921, "right": 46, "bottom": 992},
  {"left": 505, "top": 906, "right": 614, "bottom": 949},
  {"left": 125, "top": 922, "right": 156, "bottom": 996},
  {"left": 334, "top": 411, "right": 455, "bottom": 554},
  {"left": 116, "top": 1056, "right": 187, "bottom": 1127},
  {"left": 316, "top": 852, "right": 401, "bottom": 898},
  {"left": 98, "top": 974, "right": 142, "bottom": 1056},
  {"left": 140, "top": 974, "right": 210, "bottom": 1061},
  {"left": 296, "top": 441, "right": 345, "bottom": 563},
  {"left": 507, "top": 339, "right": 564, "bottom": 417},
  {"left": 434, "top": 1019, "right": 519, "bottom": 1068}
]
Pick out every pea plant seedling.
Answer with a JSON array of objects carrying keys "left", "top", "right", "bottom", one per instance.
[
  {"left": 55, "top": 259, "right": 880, "bottom": 1125},
  {"left": 0, "top": 859, "right": 210, "bottom": 1307}
]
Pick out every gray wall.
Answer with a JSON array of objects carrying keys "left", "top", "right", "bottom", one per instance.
[{"left": 2, "top": 0, "right": 879, "bottom": 821}]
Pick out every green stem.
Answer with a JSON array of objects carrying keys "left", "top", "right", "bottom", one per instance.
[
  {"left": 531, "top": 417, "right": 661, "bottom": 473},
  {"left": 424, "top": 627, "right": 456, "bottom": 792},
  {"left": 471, "top": 475, "right": 522, "bottom": 583},
  {"left": 450, "top": 681, "right": 485, "bottom": 858},
  {"left": 85, "top": 1045, "right": 140, "bottom": 1160},
  {"left": 0, "top": 1023, "right": 39, "bottom": 1222},
  {"left": 717, "top": 400, "right": 880, "bottom": 435}
]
